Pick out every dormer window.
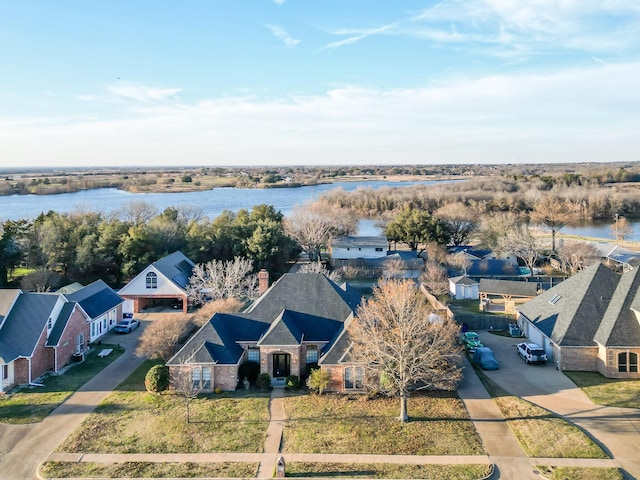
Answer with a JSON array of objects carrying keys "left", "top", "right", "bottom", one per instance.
[{"left": 146, "top": 272, "right": 158, "bottom": 289}]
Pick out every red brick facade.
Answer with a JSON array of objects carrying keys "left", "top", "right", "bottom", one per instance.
[{"left": 55, "top": 308, "right": 90, "bottom": 371}]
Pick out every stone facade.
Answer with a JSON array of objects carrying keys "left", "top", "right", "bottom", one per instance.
[
  {"left": 213, "top": 365, "right": 239, "bottom": 391},
  {"left": 597, "top": 345, "right": 640, "bottom": 379}
]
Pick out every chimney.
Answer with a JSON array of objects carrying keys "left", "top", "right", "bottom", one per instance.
[{"left": 258, "top": 269, "right": 270, "bottom": 296}]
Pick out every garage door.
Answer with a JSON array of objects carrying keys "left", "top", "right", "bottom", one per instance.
[{"left": 122, "top": 299, "right": 134, "bottom": 315}]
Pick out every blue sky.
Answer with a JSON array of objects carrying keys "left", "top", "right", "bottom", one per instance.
[{"left": 1, "top": 1, "right": 639, "bottom": 167}]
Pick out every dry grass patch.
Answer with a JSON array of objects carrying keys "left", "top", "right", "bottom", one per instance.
[
  {"left": 536, "top": 465, "right": 623, "bottom": 480},
  {"left": 57, "top": 360, "right": 270, "bottom": 453},
  {"left": 40, "top": 461, "right": 258, "bottom": 478},
  {"left": 495, "top": 396, "right": 607, "bottom": 458},
  {"left": 564, "top": 371, "right": 640, "bottom": 409},
  {"left": 0, "top": 344, "right": 124, "bottom": 424},
  {"left": 285, "top": 462, "right": 491, "bottom": 479},
  {"left": 282, "top": 392, "right": 484, "bottom": 455}
]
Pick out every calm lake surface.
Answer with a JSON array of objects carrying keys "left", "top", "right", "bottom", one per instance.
[
  {"left": 1, "top": 179, "right": 638, "bottom": 240},
  {"left": 0, "top": 179, "right": 439, "bottom": 223}
]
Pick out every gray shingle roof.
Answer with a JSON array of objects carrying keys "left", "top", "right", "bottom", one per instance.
[
  {"left": 152, "top": 251, "right": 195, "bottom": 290},
  {"left": 479, "top": 279, "right": 538, "bottom": 297},
  {"left": 46, "top": 302, "right": 77, "bottom": 347},
  {"left": 0, "top": 292, "right": 58, "bottom": 363},
  {"left": 320, "top": 327, "right": 353, "bottom": 365},
  {"left": 331, "top": 236, "right": 387, "bottom": 249},
  {"left": 595, "top": 266, "right": 640, "bottom": 347},
  {"left": 169, "top": 273, "right": 361, "bottom": 366},
  {"left": 517, "top": 263, "right": 620, "bottom": 346},
  {"left": 66, "top": 280, "right": 123, "bottom": 319},
  {"left": 449, "top": 276, "right": 479, "bottom": 286}
]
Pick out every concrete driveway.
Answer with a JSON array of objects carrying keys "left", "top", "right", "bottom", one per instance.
[
  {"left": 476, "top": 331, "right": 640, "bottom": 479},
  {"left": 0, "top": 320, "right": 148, "bottom": 480}
]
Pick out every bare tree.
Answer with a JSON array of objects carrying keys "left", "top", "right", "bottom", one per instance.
[
  {"left": 612, "top": 216, "right": 633, "bottom": 245},
  {"left": 382, "top": 257, "right": 406, "bottom": 280},
  {"left": 420, "top": 261, "right": 449, "bottom": 296},
  {"left": 447, "top": 253, "right": 471, "bottom": 276},
  {"left": 348, "top": 280, "right": 462, "bottom": 422},
  {"left": 284, "top": 203, "right": 357, "bottom": 262},
  {"left": 114, "top": 201, "right": 158, "bottom": 225},
  {"left": 135, "top": 315, "right": 193, "bottom": 361},
  {"left": 479, "top": 212, "right": 519, "bottom": 250},
  {"left": 190, "top": 298, "right": 243, "bottom": 327},
  {"left": 298, "top": 261, "right": 343, "bottom": 283},
  {"left": 498, "top": 224, "right": 541, "bottom": 277},
  {"left": 20, "top": 268, "right": 64, "bottom": 292},
  {"left": 171, "top": 367, "right": 204, "bottom": 424},
  {"left": 186, "top": 257, "right": 257, "bottom": 306},
  {"left": 557, "top": 241, "right": 598, "bottom": 274},
  {"left": 530, "top": 197, "right": 573, "bottom": 252},
  {"left": 435, "top": 202, "right": 477, "bottom": 246}
]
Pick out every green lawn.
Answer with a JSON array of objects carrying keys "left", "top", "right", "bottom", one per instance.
[
  {"left": 282, "top": 392, "right": 484, "bottom": 455},
  {"left": 39, "top": 461, "right": 258, "bottom": 478},
  {"left": 57, "top": 360, "right": 271, "bottom": 454},
  {"left": 0, "top": 344, "right": 124, "bottom": 424},
  {"left": 564, "top": 371, "right": 640, "bottom": 408},
  {"left": 285, "top": 462, "right": 492, "bottom": 479}
]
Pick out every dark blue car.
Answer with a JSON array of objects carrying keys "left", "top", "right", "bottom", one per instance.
[{"left": 472, "top": 347, "right": 499, "bottom": 370}]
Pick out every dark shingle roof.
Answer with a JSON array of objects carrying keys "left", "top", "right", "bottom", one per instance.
[
  {"left": 66, "top": 280, "right": 123, "bottom": 319},
  {"left": 517, "top": 263, "right": 619, "bottom": 346},
  {"left": 245, "top": 273, "right": 360, "bottom": 324},
  {"left": 0, "top": 292, "right": 58, "bottom": 363},
  {"left": 595, "top": 267, "right": 640, "bottom": 347},
  {"left": 331, "top": 236, "right": 387, "bottom": 249},
  {"left": 467, "top": 259, "right": 519, "bottom": 277},
  {"left": 320, "top": 327, "right": 353, "bottom": 365},
  {"left": 46, "top": 302, "right": 77, "bottom": 347},
  {"left": 153, "top": 251, "right": 195, "bottom": 290},
  {"left": 479, "top": 279, "right": 538, "bottom": 297},
  {"left": 169, "top": 273, "right": 361, "bottom": 366}
]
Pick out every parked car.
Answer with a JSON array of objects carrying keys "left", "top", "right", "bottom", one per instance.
[
  {"left": 472, "top": 347, "right": 499, "bottom": 370},
  {"left": 517, "top": 342, "right": 548, "bottom": 364},
  {"left": 460, "top": 331, "right": 483, "bottom": 352},
  {"left": 113, "top": 318, "right": 140, "bottom": 333}
]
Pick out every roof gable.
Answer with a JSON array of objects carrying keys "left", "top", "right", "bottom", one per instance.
[
  {"left": 0, "top": 292, "right": 59, "bottom": 362},
  {"left": 257, "top": 310, "right": 304, "bottom": 346},
  {"left": 152, "top": 251, "right": 195, "bottom": 290},
  {"left": 518, "top": 263, "right": 618, "bottom": 346},
  {"left": 66, "top": 280, "right": 123, "bottom": 319},
  {"left": 594, "top": 267, "right": 640, "bottom": 347}
]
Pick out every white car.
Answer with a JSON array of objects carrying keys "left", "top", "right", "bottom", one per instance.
[
  {"left": 113, "top": 318, "right": 140, "bottom": 334},
  {"left": 517, "top": 342, "right": 547, "bottom": 364}
]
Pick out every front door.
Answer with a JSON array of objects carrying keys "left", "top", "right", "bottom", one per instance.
[{"left": 272, "top": 354, "right": 290, "bottom": 378}]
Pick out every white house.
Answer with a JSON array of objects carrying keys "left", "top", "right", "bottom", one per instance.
[
  {"left": 330, "top": 236, "right": 388, "bottom": 267},
  {"left": 119, "top": 251, "right": 195, "bottom": 314},
  {"left": 449, "top": 275, "right": 479, "bottom": 299}
]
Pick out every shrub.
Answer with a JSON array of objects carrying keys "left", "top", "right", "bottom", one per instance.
[
  {"left": 238, "top": 360, "right": 260, "bottom": 386},
  {"left": 285, "top": 375, "right": 299, "bottom": 390},
  {"left": 144, "top": 364, "right": 169, "bottom": 393},
  {"left": 306, "top": 368, "right": 330, "bottom": 395},
  {"left": 257, "top": 372, "right": 271, "bottom": 390},
  {"left": 214, "top": 387, "right": 222, "bottom": 394}
]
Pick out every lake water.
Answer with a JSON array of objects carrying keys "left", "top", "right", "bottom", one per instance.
[
  {"left": 1, "top": 180, "right": 637, "bottom": 241},
  {"left": 0, "top": 179, "right": 442, "bottom": 223}
]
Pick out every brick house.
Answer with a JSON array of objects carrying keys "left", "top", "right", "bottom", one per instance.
[
  {"left": 167, "top": 272, "right": 365, "bottom": 392},
  {"left": 517, "top": 262, "right": 640, "bottom": 378},
  {"left": 119, "top": 251, "right": 194, "bottom": 314},
  {"left": 0, "top": 281, "right": 123, "bottom": 393}
]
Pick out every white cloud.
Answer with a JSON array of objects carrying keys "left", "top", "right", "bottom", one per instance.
[
  {"left": 106, "top": 82, "right": 182, "bottom": 103},
  {"left": 2, "top": 63, "right": 639, "bottom": 167},
  {"left": 266, "top": 24, "right": 300, "bottom": 47}
]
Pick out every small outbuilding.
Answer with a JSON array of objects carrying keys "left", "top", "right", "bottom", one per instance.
[
  {"left": 449, "top": 275, "right": 479, "bottom": 300},
  {"left": 479, "top": 279, "right": 538, "bottom": 314}
]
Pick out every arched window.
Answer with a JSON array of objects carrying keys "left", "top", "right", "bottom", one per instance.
[
  {"left": 146, "top": 272, "right": 157, "bottom": 289},
  {"left": 618, "top": 352, "right": 628, "bottom": 372},
  {"left": 618, "top": 351, "right": 638, "bottom": 373}
]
